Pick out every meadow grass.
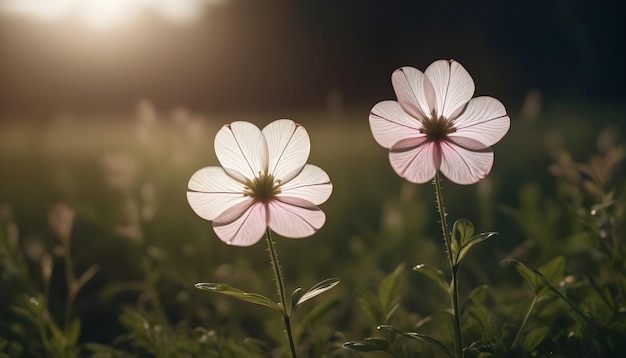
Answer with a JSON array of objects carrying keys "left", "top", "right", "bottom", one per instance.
[{"left": 0, "top": 100, "right": 624, "bottom": 357}]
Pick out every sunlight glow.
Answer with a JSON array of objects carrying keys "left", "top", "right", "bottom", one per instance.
[
  {"left": 0, "top": 0, "right": 225, "bottom": 30},
  {"left": 80, "top": 0, "right": 142, "bottom": 30}
]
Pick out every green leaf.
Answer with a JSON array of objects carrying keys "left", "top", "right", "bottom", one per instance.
[
  {"left": 378, "top": 264, "right": 405, "bottom": 314},
  {"left": 537, "top": 256, "right": 565, "bottom": 296},
  {"left": 383, "top": 303, "right": 401, "bottom": 324},
  {"left": 414, "top": 315, "right": 433, "bottom": 330},
  {"left": 509, "top": 257, "right": 565, "bottom": 297},
  {"left": 290, "top": 287, "right": 304, "bottom": 316},
  {"left": 293, "top": 278, "right": 340, "bottom": 313},
  {"left": 414, "top": 264, "right": 450, "bottom": 293},
  {"left": 65, "top": 318, "right": 81, "bottom": 346},
  {"left": 451, "top": 219, "right": 496, "bottom": 265},
  {"left": 343, "top": 337, "right": 391, "bottom": 353},
  {"left": 453, "top": 219, "right": 474, "bottom": 247},
  {"left": 457, "top": 232, "right": 497, "bottom": 265},
  {"left": 451, "top": 218, "right": 473, "bottom": 261},
  {"left": 378, "top": 325, "right": 453, "bottom": 358},
  {"left": 524, "top": 326, "right": 550, "bottom": 352},
  {"left": 507, "top": 260, "right": 599, "bottom": 330},
  {"left": 511, "top": 261, "right": 543, "bottom": 294},
  {"left": 195, "top": 283, "right": 283, "bottom": 314}
]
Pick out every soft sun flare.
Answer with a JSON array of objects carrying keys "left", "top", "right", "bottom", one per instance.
[{"left": 0, "top": 0, "right": 224, "bottom": 30}]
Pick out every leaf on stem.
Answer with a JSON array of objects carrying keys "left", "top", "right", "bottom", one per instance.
[
  {"left": 452, "top": 219, "right": 497, "bottom": 266},
  {"left": 507, "top": 258, "right": 607, "bottom": 348},
  {"left": 414, "top": 264, "right": 450, "bottom": 293},
  {"left": 452, "top": 218, "right": 474, "bottom": 252},
  {"left": 377, "top": 324, "right": 453, "bottom": 358},
  {"left": 290, "top": 287, "right": 304, "bottom": 316},
  {"left": 509, "top": 256, "right": 565, "bottom": 297},
  {"left": 457, "top": 232, "right": 497, "bottom": 265},
  {"left": 291, "top": 278, "right": 340, "bottom": 314},
  {"left": 343, "top": 337, "right": 391, "bottom": 353},
  {"left": 194, "top": 283, "right": 283, "bottom": 314}
]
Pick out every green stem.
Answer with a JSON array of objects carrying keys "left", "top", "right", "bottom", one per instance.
[
  {"left": 63, "top": 238, "right": 76, "bottom": 331},
  {"left": 284, "top": 315, "right": 297, "bottom": 358},
  {"left": 265, "top": 229, "right": 297, "bottom": 358},
  {"left": 451, "top": 267, "right": 462, "bottom": 357},
  {"left": 434, "top": 172, "right": 454, "bottom": 265},
  {"left": 433, "top": 172, "right": 463, "bottom": 358},
  {"left": 511, "top": 295, "right": 538, "bottom": 349},
  {"left": 606, "top": 215, "right": 626, "bottom": 308}
]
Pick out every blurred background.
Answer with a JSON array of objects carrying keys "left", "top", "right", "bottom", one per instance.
[
  {"left": 0, "top": 0, "right": 624, "bottom": 114},
  {"left": 0, "top": 0, "right": 625, "bottom": 355}
]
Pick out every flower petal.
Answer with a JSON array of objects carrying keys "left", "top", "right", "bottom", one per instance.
[
  {"left": 188, "top": 166, "right": 245, "bottom": 192},
  {"left": 389, "top": 140, "right": 439, "bottom": 184},
  {"left": 449, "top": 96, "right": 510, "bottom": 148},
  {"left": 187, "top": 166, "right": 248, "bottom": 221},
  {"left": 262, "top": 119, "right": 310, "bottom": 183},
  {"left": 446, "top": 136, "right": 489, "bottom": 151},
  {"left": 439, "top": 141, "right": 494, "bottom": 185},
  {"left": 213, "top": 200, "right": 267, "bottom": 246},
  {"left": 425, "top": 60, "right": 475, "bottom": 119},
  {"left": 268, "top": 197, "right": 326, "bottom": 238},
  {"left": 278, "top": 164, "right": 332, "bottom": 205},
  {"left": 215, "top": 121, "right": 267, "bottom": 183},
  {"left": 391, "top": 66, "right": 435, "bottom": 120},
  {"left": 369, "top": 100, "right": 424, "bottom": 148}
]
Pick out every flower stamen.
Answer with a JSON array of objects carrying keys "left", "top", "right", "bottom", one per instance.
[
  {"left": 244, "top": 172, "right": 281, "bottom": 203},
  {"left": 420, "top": 112, "right": 456, "bottom": 142}
]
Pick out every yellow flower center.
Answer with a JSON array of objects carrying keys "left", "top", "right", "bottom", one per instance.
[
  {"left": 244, "top": 172, "right": 282, "bottom": 203},
  {"left": 420, "top": 111, "right": 456, "bottom": 142}
]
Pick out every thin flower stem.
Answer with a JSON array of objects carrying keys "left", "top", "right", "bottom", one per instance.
[
  {"left": 511, "top": 295, "right": 538, "bottom": 349},
  {"left": 433, "top": 172, "right": 454, "bottom": 267},
  {"left": 265, "top": 229, "right": 298, "bottom": 358},
  {"left": 451, "top": 267, "right": 462, "bottom": 357},
  {"left": 433, "top": 172, "right": 463, "bottom": 358}
]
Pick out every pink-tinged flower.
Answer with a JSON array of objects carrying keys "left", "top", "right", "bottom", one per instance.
[
  {"left": 187, "top": 119, "right": 332, "bottom": 246},
  {"left": 370, "top": 60, "right": 510, "bottom": 185}
]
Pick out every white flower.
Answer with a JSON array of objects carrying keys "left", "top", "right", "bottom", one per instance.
[
  {"left": 370, "top": 60, "right": 510, "bottom": 184},
  {"left": 187, "top": 119, "right": 332, "bottom": 246}
]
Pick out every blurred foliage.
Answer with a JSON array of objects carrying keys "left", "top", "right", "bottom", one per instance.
[{"left": 1, "top": 100, "right": 625, "bottom": 356}]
